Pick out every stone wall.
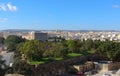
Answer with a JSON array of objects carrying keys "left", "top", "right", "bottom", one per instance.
[
  {"left": 73, "top": 62, "right": 95, "bottom": 72},
  {"left": 5, "top": 74, "right": 24, "bottom": 76},
  {"left": 108, "top": 62, "right": 120, "bottom": 70}
]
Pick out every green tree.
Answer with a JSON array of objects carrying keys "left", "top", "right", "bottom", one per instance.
[
  {"left": 43, "top": 42, "right": 68, "bottom": 58},
  {"left": 106, "top": 42, "right": 120, "bottom": 61},
  {"left": 21, "top": 40, "right": 43, "bottom": 61},
  {"left": 12, "top": 58, "right": 32, "bottom": 75},
  {"left": 42, "top": 42, "right": 54, "bottom": 57},
  {"left": 5, "top": 35, "right": 25, "bottom": 51},
  {"left": 96, "top": 41, "right": 106, "bottom": 54},
  {"left": 0, "top": 37, "right": 5, "bottom": 44},
  {"left": 67, "top": 40, "right": 78, "bottom": 53},
  {"left": 0, "top": 56, "right": 5, "bottom": 76},
  {"left": 84, "top": 39, "right": 94, "bottom": 50},
  {"left": 53, "top": 42, "right": 68, "bottom": 57}
]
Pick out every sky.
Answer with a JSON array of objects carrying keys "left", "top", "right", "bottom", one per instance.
[{"left": 0, "top": 0, "right": 120, "bottom": 30}]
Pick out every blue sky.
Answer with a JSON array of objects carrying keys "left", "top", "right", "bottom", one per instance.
[{"left": 0, "top": 0, "right": 120, "bottom": 30}]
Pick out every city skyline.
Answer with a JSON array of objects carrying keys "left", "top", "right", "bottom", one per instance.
[{"left": 0, "top": 0, "right": 120, "bottom": 30}]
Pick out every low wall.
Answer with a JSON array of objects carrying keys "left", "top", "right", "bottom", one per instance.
[
  {"left": 5, "top": 74, "right": 24, "bottom": 76},
  {"left": 73, "top": 62, "right": 95, "bottom": 72},
  {"left": 108, "top": 62, "right": 120, "bottom": 70}
]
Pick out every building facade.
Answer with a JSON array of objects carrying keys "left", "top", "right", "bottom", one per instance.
[{"left": 22, "top": 31, "right": 48, "bottom": 41}]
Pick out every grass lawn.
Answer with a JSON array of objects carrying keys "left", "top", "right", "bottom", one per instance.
[
  {"left": 54, "top": 57, "right": 63, "bottom": 61},
  {"left": 42, "top": 57, "right": 63, "bottom": 61},
  {"left": 28, "top": 52, "right": 92, "bottom": 65},
  {"left": 88, "top": 50, "right": 95, "bottom": 54},
  {"left": 42, "top": 57, "right": 50, "bottom": 61},
  {"left": 68, "top": 53, "right": 82, "bottom": 58},
  {"left": 82, "top": 50, "right": 95, "bottom": 56},
  {"left": 28, "top": 57, "right": 64, "bottom": 65},
  {"left": 28, "top": 61, "right": 45, "bottom": 65}
]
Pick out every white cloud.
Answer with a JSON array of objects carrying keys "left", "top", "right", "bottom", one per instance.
[
  {"left": 0, "top": 4, "right": 7, "bottom": 11},
  {"left": 7, "top": 3, "right": 17, "bottom": 11},
  {"left": 0, "top": 18, "right": 8, "bottom": 22},
  {"left": 112, "top": 4, "right": 120, "bottom": 8},
  {"left": 0, "top": 3, "right": 17, "bottom": 12}
]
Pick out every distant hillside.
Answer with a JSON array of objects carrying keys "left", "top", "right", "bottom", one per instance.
[
  {"left": 0, "top": 29, "right": 41, "bottom": 33},
  {"left": 0, "top": 29, "right": 119, "bottom": 32}
]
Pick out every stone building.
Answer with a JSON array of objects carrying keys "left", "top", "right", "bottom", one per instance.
[{"left": 22, "top": 31, "right": 48, "bottom": 41}]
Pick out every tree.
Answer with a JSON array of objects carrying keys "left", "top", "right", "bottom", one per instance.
[
  {"left": 0, "top": 37, "right": 5, "bottom": 44},
  {"left": 5, "top": 35, "right": 25, "bottom": 52},
  {"left": 42, "top": 42, "right": 54, "bottom": 57},
  {"left": 96, "top": 41, "right": 106, "bottom": 54},
  {"left": 20, "top": 40, "right": 43, "bottom": 61},
  {"left": 106, "top": 42, "right": 120, "bottom": 61},
  {"left": 43, "top": 42, "right": 68, "bottom": 58},
  {"left": 53, "top": 42, "right": 68, "bottom": 57},
  {"left": 84, "top": 39, "right": 94, "bottom": 50},
  {"left": 95, "top": 41, "right": 120, "bottom": 61},
  {"left": 0, "top": 56, "right": 5, "bottom": 76},
  {"left": 12, "top": 58, "right": 32, "bottom": 75},
  {"left": 67, "top": 40, "right": 78, "bottom": 53}
]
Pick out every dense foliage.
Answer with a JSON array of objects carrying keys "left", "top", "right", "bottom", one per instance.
[
  {"left": 5, "top": 35, "right": 25, "bottom": 52},
  {"left": 17, "top": 39, "right": 120, "bottom": 62},
  {"left": 1, "top": 35, "right": 120, "bottom": 62},
  {"left": 1, "top": 35, "right": 120, "bottom": 75},
  {"left": 0, "top": 56, "right": 5, "bottom": 76},
  {"left": 0, "top": 37, "right": 5, "bottom": 44}
]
